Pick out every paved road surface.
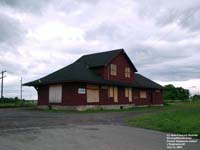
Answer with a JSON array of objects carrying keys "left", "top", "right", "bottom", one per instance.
[{"left": 0, "top": 108, "right": 199, "bottom": 150}]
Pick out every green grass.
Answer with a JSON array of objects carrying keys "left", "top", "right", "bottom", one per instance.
[
  {"left": 127, "top": 102, "right": 200, "bottom": 138},
  {"left": 0, "top": 99, "right": 36, "bottom": 108}
]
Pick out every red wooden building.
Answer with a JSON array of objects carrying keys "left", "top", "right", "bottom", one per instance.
[{"left": 24, "top": 49, "right": 163, "bottom": 110}]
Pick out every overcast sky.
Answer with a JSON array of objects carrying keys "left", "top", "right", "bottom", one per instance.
[{"left": 0, "top": 0, "right": 200, "bottom": 99}]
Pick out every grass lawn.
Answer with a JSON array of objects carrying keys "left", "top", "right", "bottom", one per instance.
[
  {"left": 0, "top": 102, "right": 35, "bottom": 108},
  {"left": 127, "top": 102, "right": 200, "bottom": 138}
]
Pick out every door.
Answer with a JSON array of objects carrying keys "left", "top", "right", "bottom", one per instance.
[{"left": 49, "top": 85, "right": 62, "bottom": 103}]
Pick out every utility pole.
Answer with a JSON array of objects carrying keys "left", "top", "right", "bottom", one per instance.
[
  {"left": 20, "top": 77, "right": 23, "bottom": 100},
  {"left": 0, "top": 71, "right": 6, "bottom": 99}
]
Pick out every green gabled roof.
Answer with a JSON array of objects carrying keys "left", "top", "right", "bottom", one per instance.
[
  {"left": 77, "top": 49, "right": 122, "bottom": 67},
  {"left": 134, "top": 74, "right": 163, "bottom": 89},
  {"left": 76, "top": 49, "right": 137, "bottom": 71},
  {"left": 24, "top": 62, "right": 104, "bottom": 86},
  {"left": 24, "top": 49, "right": 162, "bottom": 89}
]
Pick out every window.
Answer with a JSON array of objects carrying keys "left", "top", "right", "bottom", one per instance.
[
  {"left": 86, "top": 85, "right": 99, "bottom": 103},
  {"left": 110, "top": 64, "right": 117, "bottom": 76},
  {"left": 125, "top": 88, "right": 132, "bottom": 102},
  {"left": 109, "top": 86, "right": 118, "bottom": 102},
  {"left": 109, "top": 86, "right": 114, "bottom": 97},
  {"left": 125, "top": 67, "right": 130, "bottom": 78},
  {"left": 49, "top": 85, "right": 62, "bottom": 103},
  {"left": 140, "top": 91, "right": 147, "bottom": 99},
  {"left": 125, "top": 88, "right": 129, "bottom": 97}
]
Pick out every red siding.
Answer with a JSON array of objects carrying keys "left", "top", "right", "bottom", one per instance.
[
  {"left": 37, "top": 83, "right": 163, "bottom": 106},
  {"left": 152, "top": 90, "right": 163, "bottom": 104},
  {"left": 133, "top": 89, "right": 163, "bottom": 105},
  {"left": 134, "top": 89, "right": 151, "bottom": 105},
  {"left": 118, "top": 87, "right": 130, "bottom": 104},
  {"left": 38, "top": 86, "right": 49, "bottom": 105},
  {"left": 62, "top": 83, "right": 87, "bottom": 105},
  {"left": 104, "top": 52, "right": 135, "bottom": 82},
  {"left": 99, "top": 87, "right": 114, "bottom": 105}
]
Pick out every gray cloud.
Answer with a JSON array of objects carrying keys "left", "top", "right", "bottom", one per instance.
[
  {"left": 85, "top": 23, "right": 122, "bottom": 42},
  {"left": 141, "top": 61, "right": 200, "bottom": 82},
  {"left": 127, "top": 41, "right": 200, "bottom": 81},
  {"left": 0, "top": 0, "right": 200, "bottom": 98},
  {"left": 176, "top": 6, "right": 200, "bottom": 31},
  {"left": 0, "top": 55, "right": 26, "bottom": 75},
  {"left": 0, "top": 0, "right": 50, "bottom": 13},
  {"left": 135, "top": 0, "right": 200, "bottom": 31},
  {"left": 156, "top": 6, "right": 200, "bottom": 32},
  {"left": 0, "top": 13, "right": 26, "bottom": 47}
]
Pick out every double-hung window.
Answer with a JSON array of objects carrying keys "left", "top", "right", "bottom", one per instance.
[
  {"left": 110, "top": 64, "right": 117, "bottom": 76},
  {"left": 125, "top": 67, "right": 130, "bottom": 78}
]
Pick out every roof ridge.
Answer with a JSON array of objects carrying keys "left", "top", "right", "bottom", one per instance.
[{"left": 82, "top": 48, "right": 123, "bottom": 57}]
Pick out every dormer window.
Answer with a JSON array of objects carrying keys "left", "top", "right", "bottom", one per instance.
[
  {"left": 125, "top": 67, "right": 130, "bottom": 78},
  {"left": 110, "top": 64, "right": 117, "bottom": 76}
]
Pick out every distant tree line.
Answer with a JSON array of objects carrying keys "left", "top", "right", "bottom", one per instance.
[
  {"left": 163, "top": 84, "right": 190, "bottom": 101},
  {"left": 191, "top": 94, "right": 200, "bottom": 101}
]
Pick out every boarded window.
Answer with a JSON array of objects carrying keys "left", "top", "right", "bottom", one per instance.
[
  {"left": 140, "top": 91, "right": 147, "bottom": 99},
  {"left": 87, "top": 89, "right": 99, "bottom": 103},
  {"left": 128, "top": 88, "right": 132, "bottom": 102},
  {"left": 125, "top": 88, "right": 132, "bottom": 102},
  {"left": 49, "top": 85, "right": 62, "bottom": 103},
  {"left": 86, "top": 84, "right": 99, "bottom": 103},
  {"left": 110, "top": 64, "right": 117, "bottom": 76},
  {"left": 109, "top": 86, "right": 114, "bottom": 97},
  {"left": 114, "top": 87, "right": 118, "bottom": 102},
  {"left": 125, "top": 88, "right": 129, "bottom": 97},
  {"left": 109, "top": 86, "right": 118, "bottom": 102},
  {"left": 125, "top": 67, "right": 130, "bottom": 78}
]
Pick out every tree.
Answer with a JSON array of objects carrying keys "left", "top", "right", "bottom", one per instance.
[
  {"left": 163, "top": 84, "right": 189, "bottom": 100},
  {"left": 191, "top": 94, "right": 200, "bottom": 101}
]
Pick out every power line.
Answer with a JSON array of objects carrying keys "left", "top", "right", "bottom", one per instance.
[{"left": 0, "top": 71, "right": 6, "bottom": 98}]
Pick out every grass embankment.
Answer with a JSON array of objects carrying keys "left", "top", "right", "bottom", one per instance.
[
  {"left": 0, "top": 98, "right": 36, "bottom": 108},
  {"left": 127, "top": 102, "right": 200, "bottom": 138}
]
